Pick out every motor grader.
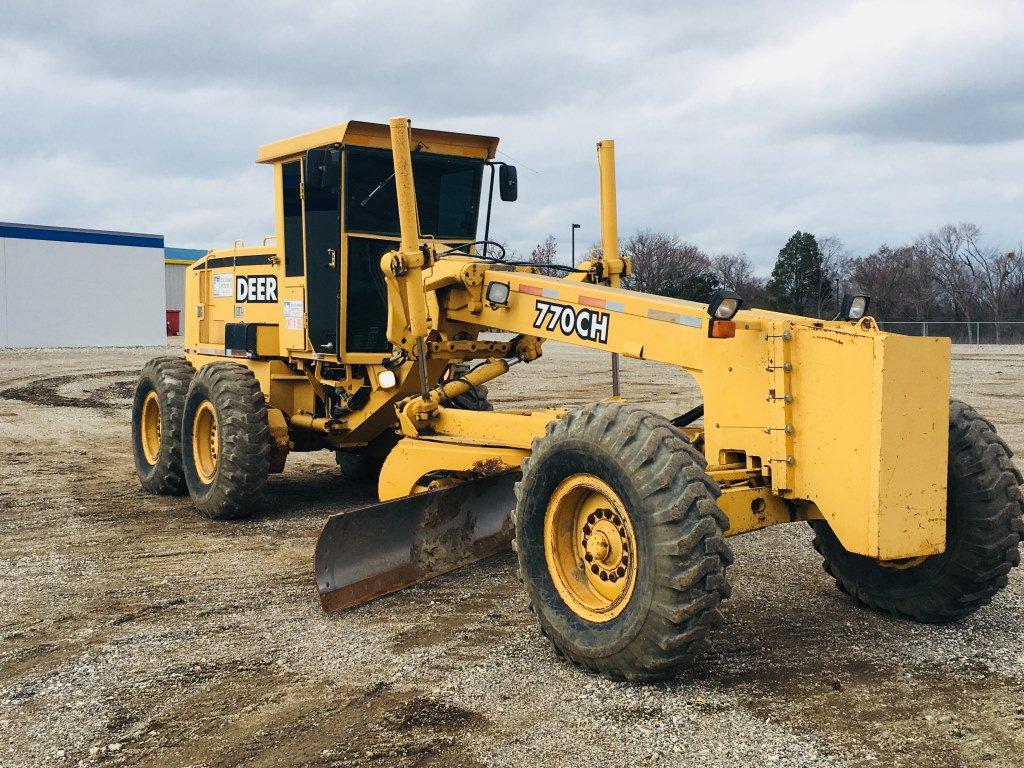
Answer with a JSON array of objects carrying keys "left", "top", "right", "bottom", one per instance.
[{"left": 132, "top": 117, "right": 1023, "bottom": 681}]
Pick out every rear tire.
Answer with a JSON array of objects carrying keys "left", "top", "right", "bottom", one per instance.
[
  {"left": 514, "top": 403, "right": 732, "bottom": 681},
  {"left": 810, "top": 399, "right": 1023, "bottom": 622},
  {"left": 335, "top": 451, "right": 385, "bottom": 484},
  {"left": 131, "top": 357, "right": 194, "bottom": 495},
  {"left": 182, "top": 363, "right": 271, "bottom": 520}
]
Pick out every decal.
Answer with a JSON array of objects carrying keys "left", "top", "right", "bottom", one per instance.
[
  {"left": 285, "top": 317, "right": 302, "bottom": 330},
  {"left": 532, "top": 300, "right": 609, "bottom": 344},
  {"left": 647, "top": 308, "right": 702, "bottom": 328},
  {"left": 235, "top": 274, "right": 278, "bottom": 303},
  {"left": 283, "top": 300, "right": 304, "bottom": 318},
  {"left": 212, "top": 274, "right": 233, "bottom": 298}
]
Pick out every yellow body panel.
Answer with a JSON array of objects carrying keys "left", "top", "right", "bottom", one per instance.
[
  {"left": 445, "top": 271, "right": 951, "bottom": 558},
  {"left": 788, "top": 327, "right": 950, "bottom": 557}
]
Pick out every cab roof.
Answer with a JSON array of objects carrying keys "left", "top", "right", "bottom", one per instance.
[{"left": 256, "top": 120, "right": 499, "bottom": 164}]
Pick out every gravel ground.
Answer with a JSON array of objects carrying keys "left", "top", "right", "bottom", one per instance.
[{"left": 1, "top": 340, "right": 1023, "bottom": 768}]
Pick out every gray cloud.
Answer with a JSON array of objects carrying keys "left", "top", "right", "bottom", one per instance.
[{"left": 0, "top": 0, "right": 1021, "bottom": 270}]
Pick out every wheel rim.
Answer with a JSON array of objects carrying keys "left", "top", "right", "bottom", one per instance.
[
  {"left": 543, "top": 474, "right": 637, "bottom": 623},
  {"left": 140, "top": 390, "right": 162, "bottom": 465},
  {"left": 192, "top": 401, "right": 219, "bottom": 484}
]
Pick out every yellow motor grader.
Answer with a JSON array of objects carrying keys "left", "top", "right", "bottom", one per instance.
[{"left": 132, "top": 117, "right": 1023, "bottom": 680}]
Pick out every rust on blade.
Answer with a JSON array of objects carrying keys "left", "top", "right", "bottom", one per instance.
[
  {"left": 319, "top": 563, "right": 421, "bottom": 614},
  {"left": 314, "top": 473, "right": 518, "bottom": 614}
]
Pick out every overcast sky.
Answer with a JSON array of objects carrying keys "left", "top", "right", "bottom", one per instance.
[{"left": 1, "top": 1, "right": 1021, "bottom": 272}]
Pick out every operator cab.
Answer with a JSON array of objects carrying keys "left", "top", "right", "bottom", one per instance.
[{"left": 257, "top": 121, "right": 511, "bottom": 360}]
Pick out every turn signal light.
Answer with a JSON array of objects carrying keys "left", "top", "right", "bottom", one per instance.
[{"left": 710, "top": 320, "right": 736, "bottom": 338}]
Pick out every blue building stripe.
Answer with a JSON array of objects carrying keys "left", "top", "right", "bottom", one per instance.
[
  {"left": 0, "top": 222, "right": 164, "bottom": 249},
  {"left": 165, "top": 247, "right": 207, "bottom": 261}
]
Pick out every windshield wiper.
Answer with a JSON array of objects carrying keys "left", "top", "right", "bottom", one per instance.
[{"left": 360, "top": 143, "right": 424, "bottom": 207}]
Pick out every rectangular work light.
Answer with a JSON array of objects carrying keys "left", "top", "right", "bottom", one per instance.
[
  {"left": 840, "top": 293, "right": 871, "bottom": 321},
  {"left": 707, "top": 289, "right": 743, "bottom": 321},
  {"left": 486, "top": 281, "right": 511, "bottom": 306}
]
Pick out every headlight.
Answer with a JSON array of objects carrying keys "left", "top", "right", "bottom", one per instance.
[
  {"left": 485, "top": 281, "right": 511, "bottom": 306},
  {"left": 707, "top": 289, "right": 743, "bottom": 321},
  {"left": 840, "top": 294, "right": 870, "bottom": 321},
  {"left": 377, "top": 370, "right": 397, "bottom": 389}
]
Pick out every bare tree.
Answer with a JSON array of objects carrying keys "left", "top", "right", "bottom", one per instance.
[
  {"left": 816, "top": 235, "right": 853, "bottom": 316},
  {"left": 959, "top": 228, "right": 1022, "bottom": 342},
  {"left": 527, "top": 235, "right": 560, "bottom": 276},
  {"left": 620, "top": 230, "right": 677, "bottom": 294},
  {"left": 849, "top": 244, "right": 936, "bottom": 321},
  {"left": 920, "top": 224, "right": 979, "bottom": 338},
  {"left": 712, "top": 252, "right": 767, "bottom": 307},
  {"left": 621, "top": 229, "right": 712, "bottom": 296}
]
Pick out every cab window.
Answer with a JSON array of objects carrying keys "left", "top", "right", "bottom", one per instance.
[{"left": 344, "top": 147, "right": 483, "bottom": 240}]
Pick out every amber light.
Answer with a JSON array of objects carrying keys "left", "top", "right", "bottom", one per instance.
[{"left": 710, "top": 320, "right": 736, "bottom": 339}]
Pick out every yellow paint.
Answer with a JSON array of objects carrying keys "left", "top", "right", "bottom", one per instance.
[{"left": 256, "top": 120, "right": 498, "bottom": 164}]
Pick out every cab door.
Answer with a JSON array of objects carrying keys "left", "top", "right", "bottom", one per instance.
[{"left": 303, "top": 148, "right": 341, "bottom": 354}]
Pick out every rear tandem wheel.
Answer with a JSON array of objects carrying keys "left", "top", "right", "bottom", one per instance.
[
  {"left": 811, "top": 399, "right": 1024, "bottom": 622},
  {"left": 131, "top": 356, "right": 195, "bottom": 495},
  {"left": 181, "top": 362, "right": 272, "bottom": 519}
]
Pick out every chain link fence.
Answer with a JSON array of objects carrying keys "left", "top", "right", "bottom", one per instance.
[{"left": 877, "top": 321, "right": 1024, "bottom": 345}]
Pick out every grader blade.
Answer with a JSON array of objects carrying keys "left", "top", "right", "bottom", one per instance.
[{"left": 315, "top": 472, "right": 518, "bottom": 613}]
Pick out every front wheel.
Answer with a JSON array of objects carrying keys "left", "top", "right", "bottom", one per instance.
[
  {"left": 514, "top": 403, "right": 733, "bottom": 681},
  {"left": 811, "top": 399, "right": 1023, "bottom": 622},
  {"left": 182, "top": 363, "right": 271, "bottom": 519}
]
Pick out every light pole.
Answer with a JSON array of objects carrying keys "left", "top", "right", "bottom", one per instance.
[{"left": 571, "top": 223, "right": 581, "bottom": 267}]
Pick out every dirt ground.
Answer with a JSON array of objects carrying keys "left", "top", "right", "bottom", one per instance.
[{"left": 2, "top": 340, "right": 1023, "bottom": 768}]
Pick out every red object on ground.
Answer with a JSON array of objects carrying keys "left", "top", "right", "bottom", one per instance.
[{"left": 166, "top": 310, "right": 181, "bottom": 336}]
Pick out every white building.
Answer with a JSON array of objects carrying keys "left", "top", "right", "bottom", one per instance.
[{"left": 0, "top": 222, "right": 167, "bottom": 348}]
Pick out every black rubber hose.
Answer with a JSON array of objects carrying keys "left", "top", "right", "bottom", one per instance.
[{"left": 670, "top": 404, "right": 704, "bottom": 428}]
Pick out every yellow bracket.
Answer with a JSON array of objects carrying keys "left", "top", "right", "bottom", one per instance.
[
  {"left": 715, "top": 484, "right": 792, "bottom": 536},
  {"left": 379, "top": 438, "right": 530, "bottom": 500}
]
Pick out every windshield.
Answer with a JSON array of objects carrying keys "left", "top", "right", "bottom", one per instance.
[{"left": 344, "top": 147, "right": 483, "bottom": 240}]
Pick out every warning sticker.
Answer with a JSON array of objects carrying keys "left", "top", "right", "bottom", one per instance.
[
  {"left": 285, "top": 316, "right": 302, "bottom": 330},
  {"left": 283, "top": 300, "right": 304, "bottom": 319},
  {"left": 212, "top": 274, "right": 232, "bottom": 298}
]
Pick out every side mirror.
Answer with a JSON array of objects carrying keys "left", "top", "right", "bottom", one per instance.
[
  {"left": 499, "top": 164, "right": 518, "bottom": 202},
  {"left": 305, "top": 147, "right": 340, "bottom": 191}
]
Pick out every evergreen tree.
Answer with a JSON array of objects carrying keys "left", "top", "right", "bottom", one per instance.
[{"left": 765, "top": 231, "right": 832, "bottom": 315}]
